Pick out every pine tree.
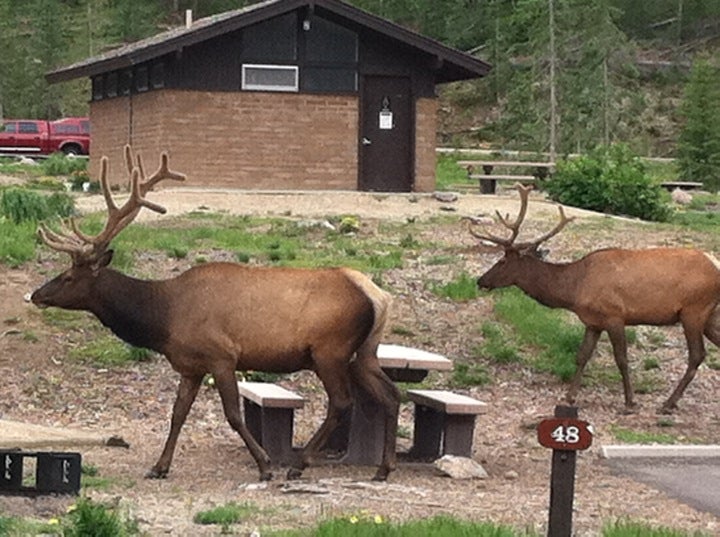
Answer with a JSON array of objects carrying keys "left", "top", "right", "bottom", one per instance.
[{"left": 676, "top": 56, "right": 720, "bottom": 190}]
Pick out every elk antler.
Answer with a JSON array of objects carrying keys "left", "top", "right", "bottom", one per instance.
[
  {"left": 39, "top": 145, "right": 186, "bottom": 263},
  {"left": 468, "top": 183, "right": 575, "bottom": 250}
]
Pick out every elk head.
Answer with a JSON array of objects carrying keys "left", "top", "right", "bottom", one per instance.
[
  {"left": 472, "top": 184, "right": 574, "bottom": 290},
  {"left": 31, "top": 146, "right": 185, "bottom": 310}
]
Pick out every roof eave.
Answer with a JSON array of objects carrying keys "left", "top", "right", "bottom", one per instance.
[{"left": 46, "top": 0, "right": 490, "bottom": 84}]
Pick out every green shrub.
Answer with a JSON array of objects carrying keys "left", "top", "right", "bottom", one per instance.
[
  {"left": 0, "top": 187, "right": 74, "bottom": 223},
  {"left": 0, "top": 220, "right": 36, "bottom": 266},
  {"left": 545, "top": 144, "right": 672, "bottom": 222},
  {"left": 41, "top": 152, "right": 88, "bottom": 176},
  {"left": 64, "top": 497, "right": 137, "bottom": 537}
]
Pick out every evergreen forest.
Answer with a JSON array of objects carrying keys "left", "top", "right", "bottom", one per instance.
[{"left": 1, "top": 0, "right": 719, "bottom": 158}]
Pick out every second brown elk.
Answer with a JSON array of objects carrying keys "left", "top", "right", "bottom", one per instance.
[
  {"left": 31, "top": 146, "right": 400, "bottom": 481},
  {"left": 472, "top": 184, "right": 720, "bottom": 413}
]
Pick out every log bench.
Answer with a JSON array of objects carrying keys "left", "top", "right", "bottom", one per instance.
[
  {"left": 237, "top": 381, "right": 305, "bottom": 465},
  {"left": 406, "top": 389, "right": 487, "bottom": 460}
]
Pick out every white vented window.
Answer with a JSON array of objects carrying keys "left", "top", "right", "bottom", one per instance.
[{"left": 242, "top": 64, "right": 299, "bottom": 92}]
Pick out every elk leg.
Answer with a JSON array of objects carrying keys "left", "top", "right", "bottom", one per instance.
[
  {"left": 349, "top": 358, "right": 401, "bottom": 481},
  {"left": 566, "top": 327, "right": 601, "bottom": 405},
  {"left": 289, "top": 362, "right": 353, "bottom": 480},
  {"left": 147, "top": 373, "right": 203, "bottom": 478},
  {"left": 661, "top": 318, "right": 707, "bottom": 414},
  {"left": 607, "top": 324, "right": 636, "bottom": 411},
  {"left": 213, "top": 369, "right": 273, "bottom": 481}
]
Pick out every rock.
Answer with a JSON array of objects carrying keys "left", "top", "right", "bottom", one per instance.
[
  {"left": 434, "top": 455, "right": 489, "bottom": 479},
  {"left": 671, "top": 188, "right": 692, "bottom": 205},
  {"left": 19, "top": 156, "right": 39, "bottom": 166},
  {"left": 504, "top": 470, "right": 519, "bottom": 480},
  {"left": 434, "top": 191, "right": 458, "bottom": 203}
]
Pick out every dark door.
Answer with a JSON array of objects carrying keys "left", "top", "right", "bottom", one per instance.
[{"left": 359, "top": 76, "right": 413, "bottom": 192}]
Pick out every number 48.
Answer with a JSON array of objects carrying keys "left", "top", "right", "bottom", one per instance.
[{"left": 551, "top": 425, "right": 580, "bottom": 444}]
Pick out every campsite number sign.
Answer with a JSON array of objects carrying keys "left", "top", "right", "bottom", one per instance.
[{"left": 537, "top": 418, "right": 593, "bottom": 451}]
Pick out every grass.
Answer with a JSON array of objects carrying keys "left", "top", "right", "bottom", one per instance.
[
  {"left": 193, "top": 502, "right": 263, "bottom": 532},
  {"left": 475, "top": 321, "right": 522, "bottom": 364},
  {"left": 434, "top": 153, "right": 471, "bottom": 191},
  {"left": 488, "top": 287, "right": 584, "bottom": 381},
  {"left": 269, "top": 515, "right": 710, "bottom": 537},
  {"left": 604, "top": 519, "right": 710, "bottom": 536},
  {"left": 430, "top": 272, "right": 479, "bottom": 301},
  {"left": 0, "top": 219, "right": 36, "bottom": 267},
  {"left": 610, "top": 425, "right": 681, "bottom": 445},
  {"left": 68, "top": 335, "right": 153, "bottom": 367},
  {"left": 272, "top": 515, "right": 530, "bottom": 537}
]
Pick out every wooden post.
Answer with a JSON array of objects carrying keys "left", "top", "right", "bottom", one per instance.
[
  {"left": 537, "top": 405, "right": 593, "bottom": 537},
  {"left": 547, "top": 406, "right": 577, "bottom": 537}
]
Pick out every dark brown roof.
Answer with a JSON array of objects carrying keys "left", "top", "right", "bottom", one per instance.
[{"left": 46, "top": 0, "right": 490, "bottom": 85}]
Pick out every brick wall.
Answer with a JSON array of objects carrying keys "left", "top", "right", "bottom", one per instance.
[
  {"left": 90, "top": 90, "right": 359, "bottom": 190},
  {"left": 414, "top": 97, "right": 438, "bottom": 192},
  {"left": 89, "top": 89, "right": 438, "bottom": 192}
]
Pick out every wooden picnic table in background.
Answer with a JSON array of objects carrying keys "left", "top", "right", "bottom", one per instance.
[{"left": 456, "top": 160, "right": 556, "bottom": 194}]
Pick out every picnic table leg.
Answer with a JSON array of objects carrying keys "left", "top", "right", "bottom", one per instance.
[
  {"left": 341, "top": 386, "right": 386, "bottom": 466},
  {"left": 408, "top": 404, "right": 444, "bottom": 460},
  {"left": 243, "top": 399, "right": 298, "bottom": 465},
  {"left": 480, "top": 164, "right": 496, "bottom": 194},
  {"left": 323, "top": 385, "right": 386, "bottom": 466},
  {"left": 442, "top": 415, "right": 477, "bottom": 457}
]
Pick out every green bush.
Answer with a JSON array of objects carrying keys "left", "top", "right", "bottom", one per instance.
[
  {"left": 0, "top": 220, "right": 36, "bottom": 267},
  {"left": 0, "top": 187, "right": 75, "bottom": 223},
  {"left": 41, "top": 152, "right": 88, "bottom": 176},
  {"left": 64, "top": 497, "right": 138, "bottom": 537},
  {"left": 545, "top": 144, "right": 672, "bottom": 222}
]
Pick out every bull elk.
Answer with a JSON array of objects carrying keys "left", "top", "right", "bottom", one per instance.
[
  {"left": 472, "top": 184, "right": 720, "bottom": 413},
  {"left": 31, "top": 146, "right": 400, "bottom": 481}
]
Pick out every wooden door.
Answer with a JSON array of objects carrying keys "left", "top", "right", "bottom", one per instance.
[{"left": 359, "top": 76, "right": 413, "bottom": 192}]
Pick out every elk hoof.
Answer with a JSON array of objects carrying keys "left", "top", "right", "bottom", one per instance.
[
  {"left": 259, "top": 470, "right": 273, "bottom": 482},
  {"left": 145, "top": 467, "right": 168, "bottom": 479},
  {"left": 371, "top": 468, "right": 389, "bottom": 482},
  {"left": 286, "top": 467, "right": 304, "bottom": 480}
]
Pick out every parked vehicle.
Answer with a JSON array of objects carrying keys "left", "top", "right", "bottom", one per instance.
[{"left": 0, "top": 117, "right": 90, "bottom": 156}]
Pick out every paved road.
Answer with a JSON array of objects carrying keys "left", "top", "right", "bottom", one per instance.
[{"left": 605, "top": 457, "right": 720, "bottom": 517}]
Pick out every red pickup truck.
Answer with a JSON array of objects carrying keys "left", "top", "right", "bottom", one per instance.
[{"left": 0, "top": 117, "right": 90, "bottom": 156}]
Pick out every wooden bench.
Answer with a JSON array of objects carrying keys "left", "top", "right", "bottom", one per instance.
[
  {"left": 457, "top": 160, "right": 555, "bottom": 194},
  {"left": 237, "top": 382, "right": 305, "bottom": 465},
  {"left": 406, "top": 389, "right": 487, "bottom": 460},
  {"left": 660, "top": 181, "right": 703, "bottom": 191}
]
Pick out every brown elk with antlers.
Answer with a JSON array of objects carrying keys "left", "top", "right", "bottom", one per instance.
[
  {"left": 31, "top": 146, "right": 400, "bottom": 481},
  {"left": 472, "top": 184, "right": 720, "bottom": 413}
]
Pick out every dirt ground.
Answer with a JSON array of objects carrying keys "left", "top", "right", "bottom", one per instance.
[{"left": 1, "top": 185, "right": 720, "bottom": 536}]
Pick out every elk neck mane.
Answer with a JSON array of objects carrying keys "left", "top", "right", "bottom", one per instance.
[
  {"left": 90, "top": 268, "right": 172, "bottom": 352},
  {"left": 513, "top": 253, "right": 586, "bottom": 310}
]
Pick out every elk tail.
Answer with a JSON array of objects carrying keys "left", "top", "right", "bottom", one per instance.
[{"left": 341, "top": 268, "right": 391, "bottom": 361}]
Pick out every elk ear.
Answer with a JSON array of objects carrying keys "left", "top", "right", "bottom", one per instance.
[
  {"left": 520, "top": 244, "right": 548, "bottom": 259},
  {"left": 91, "top": 250, "right": 114, "bottom": 274}
]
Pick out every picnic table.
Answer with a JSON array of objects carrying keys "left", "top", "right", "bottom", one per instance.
[
  {"left": 324, "top": 344, "right": 453, "bottom": 466},
  {"left": 457, "top": 160, "right": 555, "bottom": 194}
]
